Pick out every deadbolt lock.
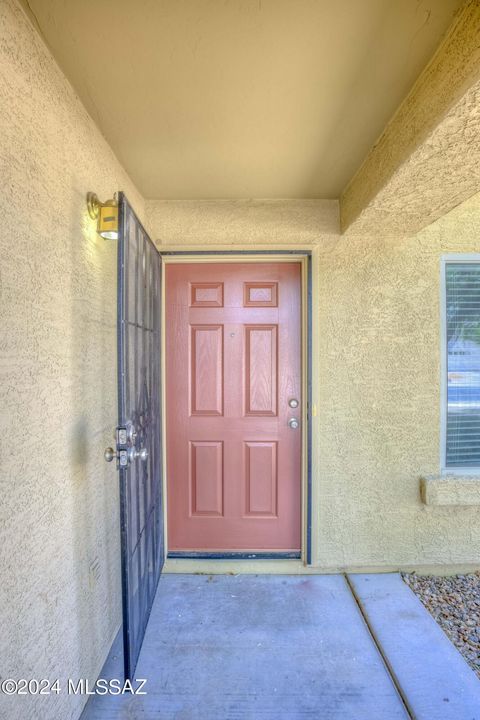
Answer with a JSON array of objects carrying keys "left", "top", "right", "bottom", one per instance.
[
  {"left": 117, "top": 427, "right": 127, "bottom": 445},
  {"left": 126, "top": 423, "right": 137, "bottom": 443},
  {"left": 288, "top": 398, "right": 299, "bottom": 408}
]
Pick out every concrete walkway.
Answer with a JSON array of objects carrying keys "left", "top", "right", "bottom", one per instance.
[
  {"left": 81, "top": 573, "right": 480, "bottom": 720},
  {"left": 349, "top": 573, "right": 480, "bottom": 719}
]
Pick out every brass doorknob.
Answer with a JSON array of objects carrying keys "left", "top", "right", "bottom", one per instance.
[{"left": 104, "top": 447, "right": 115, "bottom": 462}]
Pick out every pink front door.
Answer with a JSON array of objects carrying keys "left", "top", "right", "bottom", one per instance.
[{"left": 165, "top": 262, "right": 302, "bottom": 552}]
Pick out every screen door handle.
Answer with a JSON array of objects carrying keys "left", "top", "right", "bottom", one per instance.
[{"left": 128, "top": 447, "right": 149, "bottom": 463}]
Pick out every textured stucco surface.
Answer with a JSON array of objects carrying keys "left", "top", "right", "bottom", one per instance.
[
  {"left": 146, "top": 198, "right": 339, "bottom": 246},
  {"left": 421, "top": 476, "right": 480, "bottom": 506},
  {"left": 341, "top": 0, "right": 480, "bottom": 237},
  {"left": 0, "top": 1, "right": 144, "bottom": 719},
  {"left": 149, "top": 195, "right": 480, "bottom": 572},
  {"left": 315, "top": 195, "right": 480, "bottom": 569}
]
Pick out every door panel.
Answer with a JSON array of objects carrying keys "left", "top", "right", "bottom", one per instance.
[
  {"left": 190, "top": 325, "right": 224, "bottom": 415},
  {"left": 245, "top": 324, "right": 278, "bottom": 415},
  {"left": 245, "top": 441, "right": 278, "bottom": 516},
  {"left": 166, "top": 262, "right": 301, "bottom": 552},
  {"left": 117, "top": 193, "right": 164, "bottom": 679},
  {"left": 190, "top": 440, "right": 224, "bottom": 515}
]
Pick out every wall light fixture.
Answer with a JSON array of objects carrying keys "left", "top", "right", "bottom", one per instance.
[{"left": 87, "top": 192, "right": 119, "bottom": 239}]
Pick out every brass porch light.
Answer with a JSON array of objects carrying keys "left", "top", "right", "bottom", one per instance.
[{"left": 87, "top": 192, "right": 119, "bottom": 239}]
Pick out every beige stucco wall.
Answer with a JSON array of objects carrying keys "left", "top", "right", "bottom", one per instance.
[
  {"left": 146, "top": 198, "right": 340, "bottom": 246},
  {"left": 147, "top": 195, "right": 480, "bottom": 573},
  {"left": 315, "top": 194, "right": 480, "bottom": 571},
  {"left": 0, "top": 1, "right": 144, "bottom": 718}
]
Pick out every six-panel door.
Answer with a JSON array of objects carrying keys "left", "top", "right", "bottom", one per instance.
[{"left": 166, "top": 262, "right": 301, "bottom": 552}]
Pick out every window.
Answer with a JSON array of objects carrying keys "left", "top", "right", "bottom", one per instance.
[{"left": 443, "top": 258, "right": 480, "bottom": 470}]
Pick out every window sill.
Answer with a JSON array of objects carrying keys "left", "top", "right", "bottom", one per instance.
[{"left": 420, "top": 475, "right": 480, "bottom": 506}]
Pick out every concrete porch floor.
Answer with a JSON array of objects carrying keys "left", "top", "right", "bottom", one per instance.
[{"left": 81, "top": 573, "right": 480, "bottom": 720}]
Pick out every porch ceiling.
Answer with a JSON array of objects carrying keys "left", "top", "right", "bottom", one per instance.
[{"left": 22, "top": 0, "right": 461, "bottom": 200}]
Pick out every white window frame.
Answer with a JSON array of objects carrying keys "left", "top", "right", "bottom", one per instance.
[{"left": 441, "top": 254, "right": 480, "bottom": 475}]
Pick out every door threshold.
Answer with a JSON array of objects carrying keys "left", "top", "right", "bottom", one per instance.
[
  {"left": 168, "top": 551, "right": 301, "bottom": 560},
  {"left": 163, "top": 557, "right": 321, "bottom": 575}
]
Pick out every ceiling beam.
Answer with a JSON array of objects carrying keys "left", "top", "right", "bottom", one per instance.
[{"left": 340, "top": 0, "right": 480, "bottom": 237}]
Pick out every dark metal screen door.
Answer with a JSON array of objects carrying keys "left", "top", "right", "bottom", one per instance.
[{"left": 117, "top": 193, "right": 164, "bottom": 679}]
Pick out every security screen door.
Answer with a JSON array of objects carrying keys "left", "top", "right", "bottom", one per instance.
[{"left": 116, "top": 193, "right": 164, "bottom": 679}]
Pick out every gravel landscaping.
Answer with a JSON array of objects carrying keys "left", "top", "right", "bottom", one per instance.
[{"left": 402, "top": 572, "right": 480, "bottom": 678}]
